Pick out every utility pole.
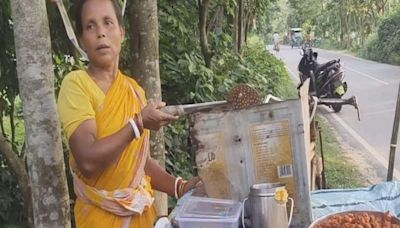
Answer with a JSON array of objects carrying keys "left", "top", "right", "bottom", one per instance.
[{"left": 387, "top": 83, "right": 400, "bottom": 181}]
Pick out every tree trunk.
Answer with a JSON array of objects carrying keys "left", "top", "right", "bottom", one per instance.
[
  {"left": 198, "top": 0, "right": 213, "bottom": 67},
  {"left": 344, "top": 13, "right": 349, "bottom": 48},
  {"left": 0, "top": 136, "right": 33, "bottom": 227},
  {"left": 11, "top": 0, "right": 70, "bottom": 227},
  {"left": 0, "top": 118, "right": 5, "bottom": 138},
  {"left": 207, "top": 6, "right": 222, "bottom": 36},
  {"left": 9, "top": 96, "right": 16, "bottom": 144},
  {"left": 244, "top": 9, "right": 254, "bottom": 46},
  {"left": 232, "top": 6, "right": 239, "bottom": 52},
  {"left": 359, "top": 15, "right": 365, "bottom": 46},
  {"left": 130, "top": 0, "right": 168, "bottom": 216},
  {"left": 339, "top": 2, "right": 344, "bottom": 48},
  {"left": 238, "top": 0, "right": 243, "bottom": 53}
]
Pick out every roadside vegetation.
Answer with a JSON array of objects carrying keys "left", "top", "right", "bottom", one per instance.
[
  {"left": 267, "top": 0, "right": 399, "bottom": 65},
  {"left": 315, "top": 116, "right": 365, "bottom": 189},
  {"left": 358, "top": 7, "right": 400, "bottom": 65}
]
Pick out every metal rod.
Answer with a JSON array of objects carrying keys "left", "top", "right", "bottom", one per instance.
[
  {"left": 318, "top": 97, "right": 352, "bottom": 104},
  {"left": 318, "top": 122, "right": 327, "bottom": 189},
  {"left": 161, "top": 101, "right": 227, "bottom": 116},
  {"left": 387, "top": 83, "right": 400, "bottom": 181}
]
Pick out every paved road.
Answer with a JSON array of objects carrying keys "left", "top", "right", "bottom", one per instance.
[{"left": 273, "top": 45, "right": 400, "bottom": 181}]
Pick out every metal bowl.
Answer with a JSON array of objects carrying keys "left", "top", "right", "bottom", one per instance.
[{"left": 309, "top": 210, "right": 400, "bottom": 227}]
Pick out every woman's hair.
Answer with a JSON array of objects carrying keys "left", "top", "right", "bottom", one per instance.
[{"left": 74, "top": 0, "right": 123, "bottom": 36}]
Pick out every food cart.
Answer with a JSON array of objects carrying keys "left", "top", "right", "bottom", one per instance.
[
  {"left": 160, "top": 81, "right": 400, "bottom": 227},
  {"left": 162, "top": 81, "right": 314, "bottom": 227}
]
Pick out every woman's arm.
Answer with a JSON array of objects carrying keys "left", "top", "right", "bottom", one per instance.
[
  {"left": 69, "top": 119, "right": 134, "bottom": 179},
  {"left": 144, "top": 157, "right": 175, "bottom": 196},
  {"left": 144, "top": 157, "right": 205, "bottom": 198},
  {"left": 69, "top": 101, "right": 177, "bottom": 179}
]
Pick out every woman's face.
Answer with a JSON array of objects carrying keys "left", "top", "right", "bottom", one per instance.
[{"left": 79, "top": 0, "right": 124, "bottom": 67}]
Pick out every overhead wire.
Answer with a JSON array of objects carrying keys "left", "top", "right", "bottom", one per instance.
[{"left": 54, "top": 0, "right": 88, "bottom": 60}]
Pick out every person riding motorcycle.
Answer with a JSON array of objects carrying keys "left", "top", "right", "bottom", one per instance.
[
  {"left": 290, "top": 28, "right": 302, "bottom": 48},
  {"left": 304, "top": 30, "right": 313, "bottom": 48}
]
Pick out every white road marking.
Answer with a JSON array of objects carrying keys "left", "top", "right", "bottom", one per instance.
[
  {"left": 315, "top": 48, "right": 399, "bottom": 67},
  {"left": 286, "top": 67, "right": 400, "bottom": 180},
  {"left": 362, "top": 108, "right": 395, "bottom": 117},
  {"left": 321, "top": 106, "right": 400, "bottom": 180},
  {"left": 319, "top": 56, "right": 389, "bottom": 85}
]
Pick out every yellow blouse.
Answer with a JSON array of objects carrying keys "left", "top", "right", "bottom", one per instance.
[{"left": 57, "top": 70, "right": 156, "bottom": 228}]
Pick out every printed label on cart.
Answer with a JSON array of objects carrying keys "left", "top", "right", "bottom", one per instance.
[
  {"left": 277, "top": 164, "right": 293, "bottom": 178},
  {"left": 249, "top": 120, "right": 294, "bottom": 183}
]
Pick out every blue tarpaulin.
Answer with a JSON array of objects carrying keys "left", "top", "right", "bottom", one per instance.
[{"left": 311, "top": 181, "right": 400, "bottom": 220}]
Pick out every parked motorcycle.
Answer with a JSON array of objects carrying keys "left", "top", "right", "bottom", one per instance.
[{"left": 297, "top": 46, "right": 347, "bottom": 112}]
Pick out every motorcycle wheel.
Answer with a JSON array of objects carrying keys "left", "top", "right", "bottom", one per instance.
[
  {"left": 331, "top": 94, "right": 342, "bottom": 112},
  {"left": 332, "top": 104, "right": 342, "bottom": 112}
]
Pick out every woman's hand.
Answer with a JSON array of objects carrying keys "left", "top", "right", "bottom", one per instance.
[
  {"left": 181, "top": 176, "right": 207, "bottom": 197},
  {"left": 141, "top": 101, "right": 178, "bottom": 131}
]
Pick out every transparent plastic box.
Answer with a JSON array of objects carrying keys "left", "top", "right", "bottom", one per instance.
[{"left": 175, "top": 196, "right": 242, "bottom": 228}]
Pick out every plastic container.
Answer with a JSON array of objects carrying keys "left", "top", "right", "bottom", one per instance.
[{"left": 175, "top": 196, "right": 242, "bottom": 228}]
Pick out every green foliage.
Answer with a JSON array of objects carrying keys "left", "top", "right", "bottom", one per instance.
[
  {"left": 53, "top": 54, "right": 85, "bottom": 97},
  {"left": 158, "top": 0, "right": 295, "bottom": 200},
  {"left": 2, "top": 113, "right": 25, "bottom": 153},
  {"left": 0, "top": 158, "right": 25, "bottom": 225},
  {"left": 240, "top": 36, "right": 296, "bottom": 98},
  {"left": 0, "top": 2, "right": 25, "bottom": 224},
  {"left": 164, "top": 118, "right": 195, "bottom": 179},
  {"left": 0, "top": 0, "right": 18, "bottom": 138},
  {"left": 358, "top": 33, "right": 381, "bottom": 60},
  {"left": 359, "top": 7, "right": 400, "bottom": 65},
  {"left": 317, "top": 38, "right": 342, "bottom": 50},
  {"left": 315, "top": 116, "right": 364, "bottom": 188},
  {"left": 160, "top": 33, "right": 296, "bottom": 182},
  {"left": 282, "top": 0, "right": 398, "bottom": 50}
]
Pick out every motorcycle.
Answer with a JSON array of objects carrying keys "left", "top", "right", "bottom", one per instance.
[{"left": 297, "top": 45, "right": 347, "bottom": 112}]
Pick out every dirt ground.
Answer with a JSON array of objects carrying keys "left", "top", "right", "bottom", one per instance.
[{"left": 320, "top": 114, "right": 386, "bottom": 186}]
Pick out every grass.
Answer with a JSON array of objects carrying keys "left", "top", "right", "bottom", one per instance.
[
  {"left": 1, "top": 116, "right": 25, "bottom": 152},
  {"left": 314, "top": 115, "right": 365, "bottom": 189},
  {"left": 4, "top": 225, "right": 27, "bottom": 228},
  {"left": 1, "top": 96, "right": 25, "bottom": 153}
]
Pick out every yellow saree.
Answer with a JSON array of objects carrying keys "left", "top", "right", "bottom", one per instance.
[{"left": 57, "top": 70, "right": 156, "bottom": 228}]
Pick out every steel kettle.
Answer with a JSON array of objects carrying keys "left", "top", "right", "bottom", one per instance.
[{"left": 243, "top": 183, "right": 294, "bottom": 228}]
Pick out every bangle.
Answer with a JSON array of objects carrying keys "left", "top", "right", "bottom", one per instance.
[
  {"left": 128, "top": 118, "right": 140, "bottom": 139},
  {"left": 134, "top": 118, "right": 142, "bottom": 135},
  {"left": 178, "top": 180, "right": 188, "bottom": 198},
  {"left": 135, "top": 112, "right": 144, "bottom": 132},
  {"left": 174, "top": 177, "right": 182, "bottom": 199}
]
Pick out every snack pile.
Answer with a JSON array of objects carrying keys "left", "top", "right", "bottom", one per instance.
[{"left": 311, "top": 211, "right": 400, "bottom": 228}]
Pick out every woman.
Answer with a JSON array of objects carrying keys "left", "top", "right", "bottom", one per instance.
[
  {"left": 56, "top": 0, "right": 204, "bottom": 227},
  {"left": 273, "top": 32, "right": 280, "bottom": 53}
]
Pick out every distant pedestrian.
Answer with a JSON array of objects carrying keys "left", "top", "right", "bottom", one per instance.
[{"left": 273, "top": 32, "right": 280, "bottom": 53}]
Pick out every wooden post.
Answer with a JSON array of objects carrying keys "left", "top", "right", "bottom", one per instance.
[{"left": 387, "top": 83, "right": 400, "bottom": 181}]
